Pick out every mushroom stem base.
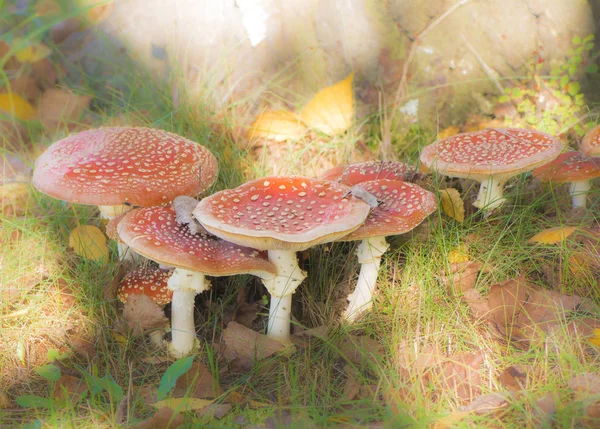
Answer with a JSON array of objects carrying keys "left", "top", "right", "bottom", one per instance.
[
  {"left": 343, "top": 236, "right": 389, "bottom": 322},
  {"left": 262, "top": 250, "right": 307, "bottom": 343},
  {"left": 473, "top": 177, "right": 507, "bottom": 212},
  {"left": 569, "top": 180, "right": 591, "bottom": 208},
  {"left": 167, "top": 269, "right": 211, "bottom": 357}
]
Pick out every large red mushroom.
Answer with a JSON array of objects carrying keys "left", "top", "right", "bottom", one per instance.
[
  {"left": 117, "top": 205, "right": 276, "bottom": 357},
  {"left": 337, "top": 179, "right": 437, "bottom": 321},
  {"left": 193, "top": 176, "right": 371, "bottom": 342},
  {"left": 33, "top": 127, "right": 218, "bottom": 260},
  {"left": 420, "top": 128, "right": 563, "bottom": 214}
]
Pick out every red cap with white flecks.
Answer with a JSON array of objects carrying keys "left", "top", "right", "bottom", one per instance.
[
  {"left": 533, "top": 151, "right": 600, "bottom": 182},
  {"left": 420, "top": 128, "right": 563, "bottom": 181},
  {"left": 321, "top": 161, "right": 416, "bottom": 185},
  {"left": 193, "top": 176, "right": 372, "bottom": 251},
  {"left": 117, "top": 266, "right": 174, "bottom": 305},
  {"left": 117, "top": 205, "right": 277, "bottom": 278},
  {"left": 33, "top": 127, "right": 218, "bottom": 206},
  {"left": 338, "top": 179, "right": 437, "bottom": 241},
  {"left": 581, "top": 125, "right": 600, "bottom": 157}
]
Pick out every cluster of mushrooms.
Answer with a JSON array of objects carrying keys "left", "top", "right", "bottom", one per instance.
[{"left": 31, "top": 126, "right": 599, "bottom": 357}]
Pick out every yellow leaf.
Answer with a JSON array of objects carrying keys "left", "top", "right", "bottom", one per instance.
[
  {"left": 14, "top": 41, "right": 52, "bottom": 63},
  {"left": 299, "top": 72, "right": 354, "bottom": 135},
  {"left": 153, "top": 397, "right": 214, "bottom": 411},
  {"left": 439, "top": 188, "right": 465, "bottom": 222},
  {"left": 0, "top": 93, "right": 37, "bottom": 121},
  {"left": 528, "top": 226, "right": 577, "bottom": 244},
  {"left": 75, "top": 0, "right": 114, "bottom": 24},
  {"left": 111, "top": 330, "right": 128, "bottom": 346},
  {"left": 438, "top": 125, "right": 460, "bottom": 139},
  {"left": 247, "top": 110, "right": 307, "bottom": 141},
  {"left": 567, "top": 252, "right": 593, "bottom": 278},
  {"left": 448, "top": 244, "right": 470, "bottom": 264},
  {"left": 588, "top": 329, "right": 600, "bottom": 347},
  {"left": 68, "top": 225, "right": 109, "bottom": 263}
]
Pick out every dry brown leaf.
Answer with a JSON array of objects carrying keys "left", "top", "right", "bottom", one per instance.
[
  {"left": 0, "top": 392, "right": 13, "bottom": 409},
  {"left": 4, "top": 77, "right": 41, "bottom": 102},
  {"left": 232, "top": 287, "right": 259, "bottom": 329},
  {"left": 458, "top": 392, "right": 509, "bottom": 415},
  {"left": 342, "top": 366, "right": 361, "bottom": 400},
  {"left": 439, "top": 261, "right": 482, "bottom": 295},
  {"left": 338, "top": 335, "right": 384, "bottom": 366},
  {"left": 121, "top": 294, "right": 169, "bottom": 337},
  {"left": 299, "top": 73, "right": 355, "bottom": 135},
  {"left": 38, "top": 88, "right": 92, "bottom": 130},
  {"left": 68, "top": 225, "right": 109, "bottom": 263},
  {"left": 439, "top": 188, "right": 465, "bottom": 222},
  {"left": 568, "top": 373, "right": 600, "bottom": 395},
  {"left": 52, "top": 375, "right": 87, "bottom": 403},
  {"left": 439, "top": 351, "right": 484, "bottom": 401},
  {"left": 131, "top": 406, "right": 184, "bottom": 429},
  {"left": 174, "top": 362, "right": 221, "bottom": 399},
  {"left": 497, "top": 366, "right": 526, "bottom": 391},
  {"left": 532, "top": 393, "right": 556, "bottom": 428},
  {"left": 462, "top": 288, "right": 490, "bottom": 320},
  {"left": 31, "top": 59, "right": 60, "bottom": 88},
  {"left": 396, "top": 342, "right": 443, "bottom": 373},
  {"left": 221, "top": 322, "right": 285, "bottom": 369},
  {"left": 194, "top": 403, "right": 232, "bottom": 419}
]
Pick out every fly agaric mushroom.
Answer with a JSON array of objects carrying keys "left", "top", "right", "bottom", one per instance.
[
  {"left": 321, "top": 161, "right": 417, "bottom": 185},
  {"left": 581, "top": 125, "right": 600, "bottom": 157},
  {"left": 420, "top": 128, "right": 563, "bottom": 213},
  {"left": 193, "top": 176, "right": 372, "bottom": 343},
  {"left": 117, "top": 266, "right": 174, "bottom": 346},
  {"left": 532, "top": 151, "right": 600, "bottom": 208},
  {"left": 32, "top": 127, "right": 218, "bottom": 259},
  {"left": 337, "top": 179, "right": 437, "bottom": 321},
  {"left": 116, "top": 205, "right": 277, "bottom": 357}
]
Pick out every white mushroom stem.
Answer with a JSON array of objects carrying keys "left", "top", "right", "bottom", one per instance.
[
  {"left": 343, "top": 235, "right": 390, "bottom": 322},
  {"left": 98, "top": 204, "right": 139, "bottom": 262},
  {"left": 569, "top": 180, "right": 591, "bottom": 209},
  {"left": 472, "top": 176, "right": 507, "bottom": 211},
  {"left": 261, "top": 249, "right": 307, "bottom": 343},
  {"left": 167, "top": 268, "right": 211, "bottom": 357}
]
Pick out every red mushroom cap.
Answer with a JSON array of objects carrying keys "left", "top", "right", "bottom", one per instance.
[
  {"left": 532, "top": 151, "right": 600, "bottom": 183},
  {"left": 321, "top": 161, "right": 416, "bottom": 185},
  {"left": 582, "top": 125, "right": 600, "bottom": 157},
  {"left": 117, "top": 266, "right": 174, "bottom": 305},
  {"left": 420, "top": 128, "right": 563, "bottom": 181},
  {"left": 193, "top": 176, "right": 372, "bottom": 251},
  {"left": 338, "top": 179, "right": 437, "bottom": 241},
  {"left": 116, "top": 205, "right": 277, "bottom": 277},
  {"left": 33, "top": 127, "right": 218, "bottom": 207}
]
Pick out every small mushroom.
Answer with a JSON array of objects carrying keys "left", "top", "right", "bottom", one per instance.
[
  {"left": 32, "top": 127, "right": 218, "bottom": 260},
  {"left": 193, "top": 176, "right": 371, "bottom": 343},
  {"left": 532, "top": 151, "right": 600, "bottom": 208},
  {"left": 420, "top": 128, "right": 563, "bottom": 214},
  {"left": 116, "top": 205, "right": 276, "bottom": 357},
  {"left": 117, "top": 266, "right": 174, "bottom": 346},
  {"left": 321, "top": 161, "right": 418, "bottom": 185},
  {"left": 581, "top": 125, "right": 600, "bottom": 157},
  {"left": 337, "top": 179, "right": 437, "bottom": 322}
]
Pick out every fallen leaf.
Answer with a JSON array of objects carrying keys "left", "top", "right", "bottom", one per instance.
[
  {"left": 0, "top": 392, "right": 13, "bottom": 409},
  {"left": 338, "top": 335, "right": 384, "bottom": 366},
  {"left": 439, "top": 261, "right": 482, "bottom": 295},
  {"left": 342, "top": 366, "right": 361, "bottom": 400},
  {"left": 247, "top": 110, "right": 307, "bottom": 142},
  {"left": 174, "top": 362, "right": 221, "bottom": 399},
  {"left": 35, "top": 0, "right": 61, "bottom": 16},
  {"left": 438, "top": 126, "right": 460, "bottom": 139},
  {"left": 76, "top": 0, "right": 115, "bottom": 24},
  {"left": 300, "top": 73, "right": 355, "bottom": 135},
  {"left": 51, "top": 375, "right": 88, "bottom": 403},
  {"left": 497, "top": 366, "right": 526, "bottom": 391},
  {"left": 0, "top": 93, "right": 36, "bottom": 120},
  {"left": 532, "top": 393, "right": 556, "bottom": 428},
  {"left": 568, "top": 373, "right": 600, "bottom": 395},
  {"left": 588, "top": 329, "right": 600, "bottom": 347},
  {"left": 221, "top": 322, "right": 285, "bottom": 369},
  {"left": 439, "top": 351, "right": 484, "bottom": 401},
  {"left": 195, "top": 403, "right": 232, "bottom": 419},
  {"left": 153, "top": 397, "right": 214, "bottom": 412},
  {"left": 121, "top": 294, "right": 169, "bottom": 337},
  {"left": 4, "top": 77, "right": 41, "bottom": 102},
  {"left": 12, "top": 39, "right": 52, "bottom": 63},
  {"left": 458, "top": 392, "right": 509, "bottom": 415},
  {"left": 529, "top": 226, "right": 578, "bottom": 244},
  {"left": 439, "top": 188, "right": 465, "bottom": 222},
  {"left": 38, "top": 89, "right": 92, "bottom": 130},
  {"left": 68, "top": 225, "right": 109, "bottom": 263},
  {"left": 567, "top": 251, "right": 595, "bottom": 278},
  {"left": 447, "top": 244, "right": 470, "bottom": 264},
  {"left": 132, "top": 407, "right": 184, "bottom": 429},
  {"left": 232, "top": 287, "right": 259, "bottom": 329},
  {"left": 31, "top": 59, "right": 60, "bottom": 88}
]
